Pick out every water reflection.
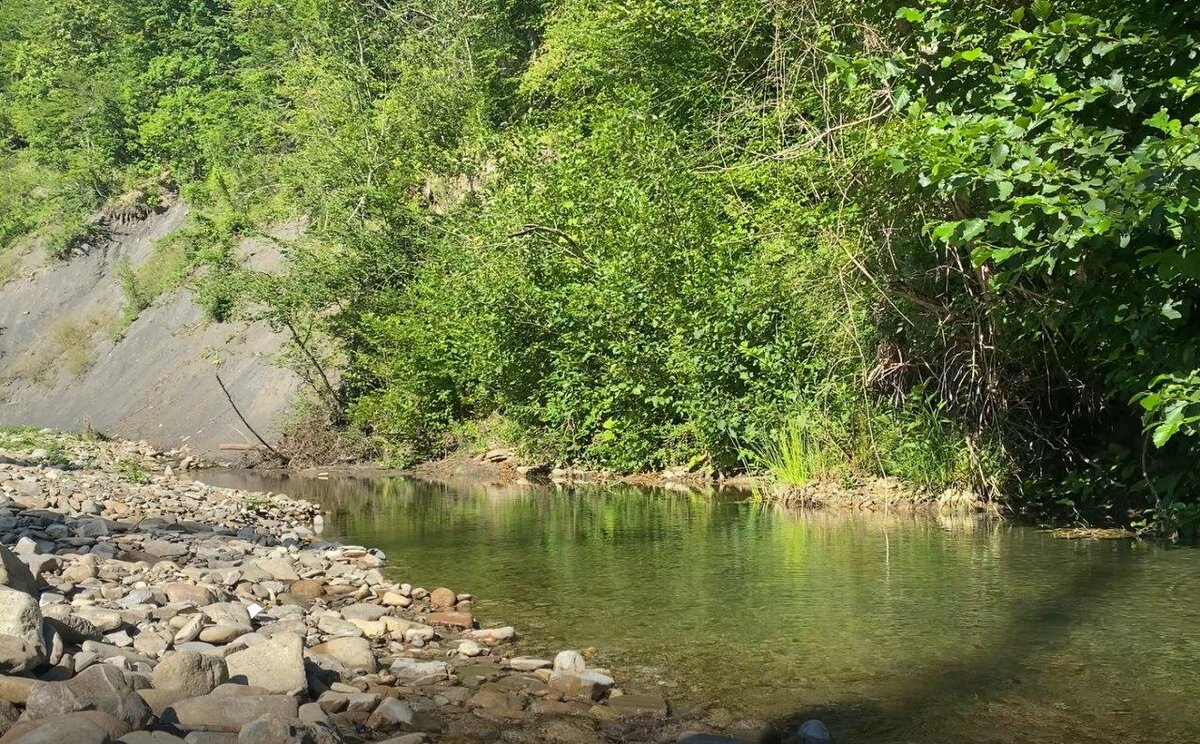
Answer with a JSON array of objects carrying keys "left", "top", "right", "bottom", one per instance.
[{"left": 196, "top": 470, "right": 1200, "bottom": 744}]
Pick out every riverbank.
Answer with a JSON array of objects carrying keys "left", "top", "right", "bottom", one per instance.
[
  {"left": 0, "top": 429, "right": 726, "bottom": 743},
  {"left": 348, "top": 448, "right": 978, "bottom": 515}
]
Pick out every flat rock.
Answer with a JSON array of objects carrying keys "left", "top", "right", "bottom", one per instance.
[
  {"left": 43, "top": 611, "right": 104, "bottom": 644},
  {"left": 225, "top": 633, "right": 305, "bottom": 694},
  {"left": 164, "top": 694, "right": 299, "bottom": 732},
  {"left": 288, "top": 580, "right": 323, "bottom": 599},
  {"left": 255, "top": 559, "right": 299, "bottom": 582},
  {"left": 25, "top": 664, "right": 151, "bottom": 729},
  {"left": 507, "top": 657, "right": 551, "bottom": 672},
  {"left": 137, "top": 688, "right": 193, "bottom": 717},
  {"left": 465, "top": 626, "right": 515, "bottom": 645},
  {"left": 200, "top": 603, "right": 251, "bottom": 628},
  {"left": 143, "top": 540, "right": 188, "bottom": 558},
  {"left": 425, "top": 611, "right": 473, "bottom": 629},
  {"left": 71, "top": 607, "right": 125, "bottom": 633},
  {"left": 365, "top": 697, "right": 416, "bottom": 732},
  {"left": 153, "top": 651, "right": 229, "bottom": 696},
  {"left": 388, "top": 658, "right": 449, "bottom": 685},
  {"left": 310, "top": 637, "right": 377, "bottom": 674},
  {"left": 339, "top": 604, "right": 386, "bottom": 622},
  {"left": 182, "top": 733, "right": 240, "bottom": 744},
  {"left": 235, "top": 714, "right": 341, "bottom": 744},
  {"left": 117, "top": 731, "right": 188, "bottom": 743},
  {"left": 606, "top": 690, "right": 670, "bottom": 719},
  {"left": 548, "top": 671, "right": 611, "bottom": 702},
  {"left": 198, "top": 625, "right": 249, "bottom": 645},
  {"left": 165, "top": 584, "right": 215, "bottom": 606},
  {"left": 0, "top": 711, "right": 126, "bottom": 744},
  {"left": 379, "top": 592, "right": 409, "bottom": 608}
]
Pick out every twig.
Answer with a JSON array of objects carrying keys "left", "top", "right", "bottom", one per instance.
[
  {"left": 215, "top": 374, "right": 289, "bottom": 464},
  {"left": 282, "top": 317, "right": 345, "bottom": 415},
  {"left": 507, "top": 224, "right": 592, "bottom": 265}
]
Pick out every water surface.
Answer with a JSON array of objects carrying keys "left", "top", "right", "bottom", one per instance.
[{"left": 197, "top": 470, "right": 1200, "bottom": 743}]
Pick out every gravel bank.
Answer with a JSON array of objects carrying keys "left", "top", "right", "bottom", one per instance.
[{"left": 0, "top": 431, "right": 709, "bottom": 744}]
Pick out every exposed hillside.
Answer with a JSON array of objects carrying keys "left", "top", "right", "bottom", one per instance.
[{"left": 0, "top": 202, "right": 298, "bottom": 459}]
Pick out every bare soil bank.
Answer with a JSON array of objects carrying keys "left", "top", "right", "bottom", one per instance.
[{"left": 0, "top": 202, "right": 298, "bottom": 460}]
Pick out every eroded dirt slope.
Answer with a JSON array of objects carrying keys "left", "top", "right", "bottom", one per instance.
[{"left": 0, "top": 203, "right": 298, "bottom": 459}]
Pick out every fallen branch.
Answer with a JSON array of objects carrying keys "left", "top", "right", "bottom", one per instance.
[{"left": 215, "top": 374, "right": 289, "bottom": 464}]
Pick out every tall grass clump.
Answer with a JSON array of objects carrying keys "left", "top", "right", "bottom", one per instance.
[{"left": 746, "top": 412, "right": 841, "bottom": 487}]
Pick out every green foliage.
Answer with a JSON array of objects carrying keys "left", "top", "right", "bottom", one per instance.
[
  {"left": 4, "top": 0, "right": 1200, "bottom": 531},
  {"left": 745, "top": 412, "right": 841, "bottom": 487},
  {"left": 116, "top": 458, "right": 150, "bottom": 484},
  {"left": 875, "top": 0, "right": 1200, "bottom": 527},
  {"left": 875, "top": 398, "right": 975, "bottom": 492},
  {"left": 0, "top": 426, "right": 72, "bottom": 466}
]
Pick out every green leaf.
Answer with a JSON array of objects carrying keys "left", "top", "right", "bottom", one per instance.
[
  {"left": 931, "top": 222, "right": 958, "bottom": 242},
  {"left": 896, "top": 7, "right": 925, "bottom": 23},
  {"left": 1031, "top": 0, "right": 1053, "bottom": 21},
  {"left": 960, "top": 219, "right": 987, "bottom": 242},
  {"left": 991, "top": 246, "right": 1023, "bottom": 264},
  {"left": 996, "top": 181, "right": 1014, "bottom": 200},
  {"left": 1139, "top": 393, "right": 1163, "bottom": 412},
  {"left": 1152, "top": 403, "right": 1186, "bottom": 448}
]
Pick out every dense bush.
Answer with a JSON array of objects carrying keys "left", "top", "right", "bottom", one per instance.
[{"left": 2, "top": 0, "right": 1198, "bottom": 533}]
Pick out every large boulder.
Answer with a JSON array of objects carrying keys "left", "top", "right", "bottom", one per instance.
[
  {"left": 0, "top": 700, "right": 17, "bottom": 736},
  {"left": 200, "top": 603, "right": 251, "bottom": 629},
  {"left": 0, "top": 634, "right": 42, "bottom": 674},
  {"left": 552, "top": 650, "right": 586, "bottom": 674},
  {"left": 0, "top": 587, "right": 43, "bottom": 655},
  {"left": 0, "top": 546, "right": 38, "bottom": 596},
  {"left": 0, "top": 711, "right": 126, "bottom": 744},
  {"left": 0, "top": 676, "right": 43, "bottom": 704},
  {"left": 41, "top": 607, "right": 104, "bottom": 644},
  {"left": 164, "top": 584, "right": 215, "bottom": 607},
  {"left": 162, "top": 694, "right": 298, "bottom": 732},
  {"left": 428, "top": 588, "right": 456, "bottom": 609},
  {"left": 225, "top": 633, "right": 305, "bottom": 695},
  {"left": 152, "top": 651, "right": 229, "bottom": 697},
  {"left": 309, "top": 637, "right": 377, "bottom": 674},
  {"left": 24, "top": 663, "right": 151, "bottom": 729},
  {"left": 236, "top": 714, "right": 343, "bottom": 744}
]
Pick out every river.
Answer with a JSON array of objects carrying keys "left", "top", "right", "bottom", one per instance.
[{"left": 195, "top": 469, "right": 1200, "bottom": 744}]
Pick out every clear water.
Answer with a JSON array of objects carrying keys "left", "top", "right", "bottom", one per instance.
[{"left": 197, "top": 470, "right": 1200, "bottom": 743}]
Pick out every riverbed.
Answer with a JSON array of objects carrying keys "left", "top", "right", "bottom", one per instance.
[{"left": 196, "top": 470, "right": 1200, "bottom": 744}]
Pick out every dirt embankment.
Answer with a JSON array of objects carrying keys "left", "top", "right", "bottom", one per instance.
[{"left": 0, "top": 202, "right": 299, "bottom": 460}]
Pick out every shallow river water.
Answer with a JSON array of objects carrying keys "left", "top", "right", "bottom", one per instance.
[{"left": 196, "top": 470, "right": 1200, "bottom": 744}]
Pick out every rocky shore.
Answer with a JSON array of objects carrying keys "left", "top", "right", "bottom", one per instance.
[{"left": 0, "top": 431, "right": 699, "bottom": 744}]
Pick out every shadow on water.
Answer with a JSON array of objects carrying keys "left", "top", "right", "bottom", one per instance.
[{"left": 762, "top": 557, "right": 1133, "bottom": 743}]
